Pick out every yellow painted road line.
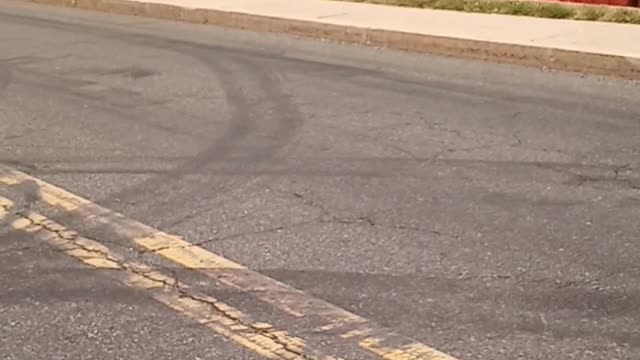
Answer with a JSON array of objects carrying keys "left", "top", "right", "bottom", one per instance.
[
  {"left": 0, "top": 168, "right": 459, "bottom": 360},
  {"left": 0, "top": 198, "right": 339, "bottom": 360},
  {"left": 0, "top": 196, "right": 13, "bottom": 219}
]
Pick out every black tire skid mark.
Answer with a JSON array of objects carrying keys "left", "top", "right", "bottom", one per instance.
[
  {"left": 227, "top": 56, "right": 304, "bottom": 163},
  {"left": 0, "top": 12, "right": 256, "bottom": 212},
  {"left": 98, "top": 54, "right": 256, "bottom": 214},
  {"left": 0, "top": 12, "right": 306, "bottom": 225},
  {"left": 92, "top": 49, "right": 305, "bottom": 220},
  {"left": 126, "top": 52, "right": 307, "bottom": 225}
]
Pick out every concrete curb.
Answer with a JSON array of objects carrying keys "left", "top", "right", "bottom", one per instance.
[{"left": 22, "top": 0, "right": 640, "bottom": 79}]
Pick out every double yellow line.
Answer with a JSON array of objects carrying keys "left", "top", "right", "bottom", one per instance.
[
  {"left": 0, "top": 167, "right": 458, "bottom": 360},
  {"left": 1, "top": 196, "right": 318, "bottom": 359}
]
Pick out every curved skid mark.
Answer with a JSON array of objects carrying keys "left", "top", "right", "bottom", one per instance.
[
  {"left": 230, "top": 56, "right": 304, "bottom": 161},
  {"left": 0, "top": 12, "right": 260, "bottom": 213},
  {"left": 99, "top": 52, "right": 256, "bottom": 210},
  {"left": 101, "top": 50, "right": 306, "bottom": 218}
]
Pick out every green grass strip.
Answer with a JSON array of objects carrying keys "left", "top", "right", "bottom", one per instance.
[{"left": 339, "top": 0, "right": 640, "bottom": 24}]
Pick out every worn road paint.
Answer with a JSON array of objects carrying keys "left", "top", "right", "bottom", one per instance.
[
  {"left": 0, "top": 167, "right": 459, "bottom": 360},
  {"left": 0, "top": 196, "right": 13, "bottom": 219},
  {"left": 0, "top": 197, "right": 339, "bottom": 360}
]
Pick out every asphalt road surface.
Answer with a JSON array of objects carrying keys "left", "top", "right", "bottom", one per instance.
[{"left": 1, "top": 2, "right": 640, "bottom": 360}]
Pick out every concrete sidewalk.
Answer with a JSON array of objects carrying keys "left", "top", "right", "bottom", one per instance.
[
  {"left": 152, "top": 0, "right": 640, "bottom": 58},
  {"left": 21, "top": 0, "right": 640, "bottom": 77}
]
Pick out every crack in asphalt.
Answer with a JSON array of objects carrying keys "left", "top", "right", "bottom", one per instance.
[
  {"left": 263, "top": 186, "right": 464, "bottom": 241},
  {"left": 17, "top": 213, "right": 121, "bottom": 262},
  {"left": 3, "top": 185, "right": 461, "bottom": 263},
  {"left": 170, "top": 278, "right": 312, "bottom": 359},
  {"left": 263, "top": 186, "right": 333, "bottom": 218},
  {"left": 321, "top": 215, "right": 462, "bottom": 242},
  {"left": 534, "top": 162, "right": 640, "bottom": 191},
  {"left": 139, "top": 221, "right": 294, "bottom": 255},
  {"left": 512, "top": 132, "right": 523, "bottom": 147},
  {"left": 434, "top": 127, "right": 580, "bottom": 160},
  {"left": 568, "top": 164, "right": 640, "bottom": 191},
  {"left": 138, "top": 220, "right": 322, "bottom": 256}
]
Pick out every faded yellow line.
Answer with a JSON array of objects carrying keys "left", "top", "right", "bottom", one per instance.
[
  {"left": 360, "top": 338, "right": 455, "bottom": 360},
  {"left": 0, "top": 196, "right": 338, "bottom": 360},
  {"left": 0, "top": 168, "right": 459, "bottom": 360}
]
